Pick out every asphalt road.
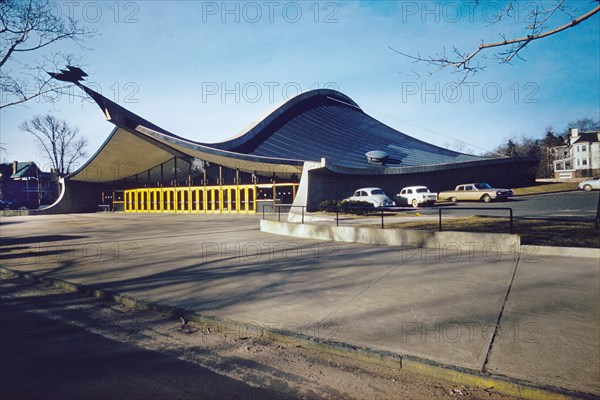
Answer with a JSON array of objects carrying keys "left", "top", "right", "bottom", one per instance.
[
  {"left": 424, "top": 190, "right": 600, "bottom": 221},
  {"left": 0, "top": 280, "right": 296, "bottom": 400},
  {"left": 0, "top": 274, "right": 524, "bottom": 400}
]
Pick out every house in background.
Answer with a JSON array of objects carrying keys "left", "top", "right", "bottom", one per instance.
[
  {"left": 0, "top": 161, "right": 59, "bottom": 209},
  {"left": 553, "top": 128, "right": 600, "bottom": 179}
]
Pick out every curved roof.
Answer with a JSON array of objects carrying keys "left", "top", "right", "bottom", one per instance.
[
  {"left": 68, "top": 86, "right": 489, "bottom": 183},
  {"left": 210, "top": 89, "right": 481, "bottom": 168}
]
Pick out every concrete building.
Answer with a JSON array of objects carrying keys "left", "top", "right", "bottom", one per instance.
[
  {"left": 553, "top": 128, "right": 600, "bottom": 179},
  {"left": 40, "top": 83, "right": 537, "bottom": 214}
]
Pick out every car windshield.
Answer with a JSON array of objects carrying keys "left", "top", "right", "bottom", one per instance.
[
  {"left": 371, "top": 189, "right": 385, "bottom": 195},
  {"left": 474, "top": 183, "right": 493, "bottom": 189},
  {"left": 415, "top": 188, "right": 429, "bottom": 193}
]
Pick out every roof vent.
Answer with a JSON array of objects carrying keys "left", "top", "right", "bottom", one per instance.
[{"left": 365, "top": 150, "right": 389, "bottom": 164}]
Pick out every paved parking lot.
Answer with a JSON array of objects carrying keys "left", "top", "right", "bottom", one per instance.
[
  {"left": 449, "top": 191, "right": 599, "bottom": 220},
  {"left": 1, "top": 212, "right": 598, "bottom": 396}
]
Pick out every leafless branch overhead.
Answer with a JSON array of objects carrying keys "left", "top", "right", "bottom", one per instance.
[{"left": 391, "top": 1, "right": 600, "bottom": 81}]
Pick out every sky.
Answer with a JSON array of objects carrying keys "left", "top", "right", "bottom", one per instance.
[{"left": 1, "top": 0, "right": 599, "bottom": 170}]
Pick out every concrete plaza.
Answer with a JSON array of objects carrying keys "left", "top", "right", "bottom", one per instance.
[{"left": 0, "top": 213, "right": 598, "bottom": 397}]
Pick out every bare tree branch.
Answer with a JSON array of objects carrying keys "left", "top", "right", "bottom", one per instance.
[
  {"left": 391, "top": 1, "right": 600, "bottom": 81},
  {"left": 0, "top": 0, "right": 95, "bottom": 109},
  {"left": 471, "top": 3, "right": 599, "bottom": 63}
]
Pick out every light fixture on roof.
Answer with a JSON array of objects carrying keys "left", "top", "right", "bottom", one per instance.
[{"left": 365, "top": 150, "right": 389, "bottom": 164}]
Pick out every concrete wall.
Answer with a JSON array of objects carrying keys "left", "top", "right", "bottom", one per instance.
[
  {"left": 300, "top": 158, "right": 538, "bottom": 211},
  {"left": 34, "top": 179, "right": 103, "bottom": 215},
  {"left": 260, "top": 219, "right": 520, "bottom": 254},
  {"left": 291, "top": 160, "right": 323, "bottom": 212}
]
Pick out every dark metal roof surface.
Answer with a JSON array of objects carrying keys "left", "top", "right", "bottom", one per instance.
[{"left": 209, "top": 90, "right": 484, "bottom": 168}]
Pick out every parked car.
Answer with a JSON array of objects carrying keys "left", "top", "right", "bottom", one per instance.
[
  {"left": 346, "top": 187, "right": 393, "bottom": 207},
  {"left": 0, "top": 199, "right": 17, "bottom": 210},
  {"left": 578, "top": 177, "right": 600, "bottom": 191},
  {"left": 394, "top": 186, "right": 437, "bottom": 207},
  {"left": 438, "top": 183, "right": 513, "bottom": 203}
]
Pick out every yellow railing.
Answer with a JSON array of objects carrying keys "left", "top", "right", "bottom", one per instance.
[{"left": 122, "top": 184, "right": 297, "bottom": 214}]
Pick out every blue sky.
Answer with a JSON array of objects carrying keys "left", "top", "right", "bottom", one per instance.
[{"left": 1, "top": 0, "right": 599, "bottom": 169}]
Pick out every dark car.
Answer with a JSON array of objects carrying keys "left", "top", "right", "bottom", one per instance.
[{"left": 0, "top": 199, "right": 17, "bottom": 210}]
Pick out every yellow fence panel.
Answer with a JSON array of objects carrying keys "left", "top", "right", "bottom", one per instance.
[{"left": 122, "top": 184, "right": 297, "bottom": 214}]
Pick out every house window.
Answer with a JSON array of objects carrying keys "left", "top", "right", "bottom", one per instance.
[
  {"left": 582, "top": 145, "right": 587, "bottom": 152},
  {"left": 582, "top": 159, "right": 588, "bottom": 166},
  {"left": 577, "top": 159, "right": 580, "bottom": 166}
]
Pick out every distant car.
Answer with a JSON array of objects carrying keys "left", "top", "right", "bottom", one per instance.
[
  {"left": 346, "top": 187, "right": 393, "bottom": 207},
  {"left": 578, "top": 177, "right": 600, "bottom": 191},
  {"left": 438, "top": 183, "right": 513, "bottom": 203},
  {"left": 394, "top": 186, "right": 437, "bottom": 208}
]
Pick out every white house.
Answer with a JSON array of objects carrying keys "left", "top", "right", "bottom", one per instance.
[{"left": 553, "top": 128, "right": 600, "bottom": 179}]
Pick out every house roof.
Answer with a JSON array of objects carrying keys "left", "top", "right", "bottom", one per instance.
[
  {"left": 572, "top": 131, "right": 600, "bottom": 144},
  {"left": 0, "top": 162, "right": 39, "bottom": 179}
]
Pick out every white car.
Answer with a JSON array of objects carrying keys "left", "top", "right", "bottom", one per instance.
[
  {"left": 578, "top": 177, "right": 600, "bottom": 191},
  {"left": 346, "top": 187, "right": 393, "bottom": 207},
  {"left": 394, "top": 186, "right": 438, "bottom": 207}
]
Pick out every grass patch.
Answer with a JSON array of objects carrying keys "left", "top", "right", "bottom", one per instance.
[
  {"left": 315, "top": 210, "right": 423, "bottom": 218},
  {"left": 381, "top": 216, "right": 599, "bottom": 248},
  {"left": 512, "top": 182, "right": 579, "bottom": 196}
]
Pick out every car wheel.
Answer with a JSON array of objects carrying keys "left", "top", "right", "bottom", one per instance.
[
  {"left": 583, "top": 184, "right": 592, "bottom": 192},
  {"left": 411, "top": 199, "right": 418, "bottom": 208},
  {"left": 482, "top": 194, "right": 492, "bottom": 203},
  {"left": 450, "top": 197, "right": 457, "bottom": 204}
]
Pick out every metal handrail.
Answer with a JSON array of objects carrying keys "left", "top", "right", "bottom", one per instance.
[
  {"left": 264, "top": 204, "right": 389, "bottom": 228},
  {"left": 262, "top": 204, "right": 515, "bottom": 234},
  {"left": 334, "top": 207, "right": 387, "bottom": 229},
  {"left": 262, "top": 204, "right": 306, "bottom": 224}
]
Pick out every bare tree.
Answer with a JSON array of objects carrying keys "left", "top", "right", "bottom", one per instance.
[
  {"left": 0, "top": 0, "right": 95, "bottom": 109},
  {"left": 443, "top": 140, "right": 475, "bottom": 155},
  {"left": 19, "top": 114, "right": 88, "bottom": 176},
  {"left": 391, "top": 0, "right": 600, "bottom": 82},
  {"left": 564, "top": 117, "right": 600, "bottom": 135}
]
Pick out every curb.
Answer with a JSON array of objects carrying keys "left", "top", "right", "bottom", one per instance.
[
  {"left": 1, "top": 266, "right": 596, "bottom": 400},
  {"left": 0, "top": 210, "right": 31, "bottom": 217},
  {"left": 523, "top": 245, "right": 600, "bottom": 258}
]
